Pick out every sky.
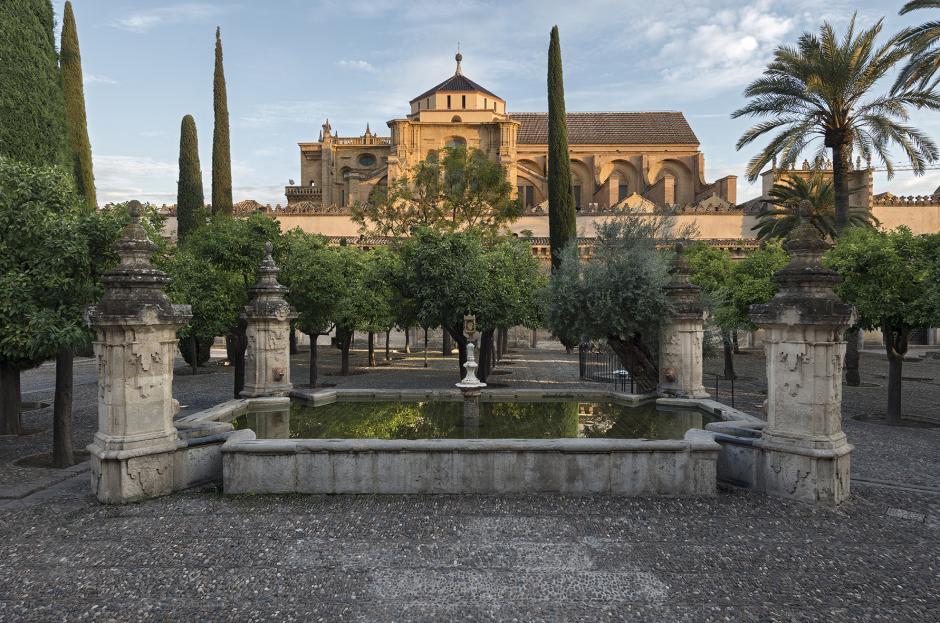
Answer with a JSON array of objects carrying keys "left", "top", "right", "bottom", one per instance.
[{"left": 58, "top": 0, "right": 940, "bottom": 207}]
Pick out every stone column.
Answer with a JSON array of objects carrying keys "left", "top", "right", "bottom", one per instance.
[
  {"left": 241, "top": 242, "right": 297, "bottom": 397},
  {"left": 658, "top": 244, "right": 708, "bottom": 398},
  {"left": 750, "top": 217, "right": 856, "bottom": 505},
  {"left": 86, "top": 201, "right": 192, "bottom": 504}
]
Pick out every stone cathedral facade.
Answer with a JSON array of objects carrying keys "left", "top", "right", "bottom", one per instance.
[{"left": 282, "top": 53, "right": 740, "bottom": 241}]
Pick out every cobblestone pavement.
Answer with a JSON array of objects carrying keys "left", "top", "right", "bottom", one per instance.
[{"left": 1, "top": 340, "right": 938, "bottom": 621}]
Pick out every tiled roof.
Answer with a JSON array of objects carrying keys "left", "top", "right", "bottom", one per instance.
[
  {"left": 411, "top": 74, "right": 500, "bottom": 103},
  {"left": 510, "top": 112, "right": 699, "bottom": 145}
]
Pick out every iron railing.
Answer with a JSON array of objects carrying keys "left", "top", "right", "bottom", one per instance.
[{"left": 578, "top": 342, "right": 656, "bottom": 394}]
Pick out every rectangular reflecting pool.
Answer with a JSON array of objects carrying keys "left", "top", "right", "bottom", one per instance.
[{"left": 231, "top": 400, "right": 717, "bottom": 441}]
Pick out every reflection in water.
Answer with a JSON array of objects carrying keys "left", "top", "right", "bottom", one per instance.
[{"left": 231, "top": 401, "right": 715, "bottom": 441}]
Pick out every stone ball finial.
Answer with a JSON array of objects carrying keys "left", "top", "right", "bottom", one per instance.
[
  {"left": 264, "top": 240, "right": 273, "bottom": 256},
  {"left": 797, "top": 199, "right": 813, "bottom": 220},
  {"left": 674, "top": 242, "right": 684, "bottom": 255},
  {"left": 127, "top": 200, "right": 143, "bottom": 218},
  {"left": 456, "top": 52, "right": 463, "bottom": 62}
]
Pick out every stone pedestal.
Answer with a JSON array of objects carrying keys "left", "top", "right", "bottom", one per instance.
[
  {"left": 86, "top": 201, "right": 192, "bottom": 503},
  {"left": 241, "top": 242, "right": 297, "bottom": 398},
  {"left": 750, "top": 217, "right": 856, "bottom": 506},
  {"left": 457, "top": 341, "right": 486, "bottom": 435},
  {"left": 659, "top": 245, "right": 708, "bottom": 398}
]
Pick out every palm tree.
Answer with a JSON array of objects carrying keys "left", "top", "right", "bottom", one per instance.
[
  {"left": 733, "top": 15, "right": 940, "bottom": 235},
  {"left": 895, "top": 1, "right": 940, "bottom": 90},
  {"left": 753, "top": 174, "right": 878, "bottom": 241}
]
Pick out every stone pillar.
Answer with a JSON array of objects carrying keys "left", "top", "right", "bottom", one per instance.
[
  {"left": 86, "top": 201, "right": 192, "bottom": 504},
  {"left": 750, "top": 217, "right": 856, "bottom": 505},
  {"left": 241, "top": 242, "right": 297, "bottom": 397},
  {"left": 658, "top": 244, "right": 708, "bottom": 398}
]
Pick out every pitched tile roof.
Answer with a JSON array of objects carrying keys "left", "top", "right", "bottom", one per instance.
[
  {"left": 510, "top": 112, "right": 699, "bottom": 145},
  {"left": 411, "top": 74, "right": 501, "bottom": 103}
]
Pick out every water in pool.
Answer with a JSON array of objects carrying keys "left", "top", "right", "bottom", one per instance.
[{"left": 231, "top": 401, "right": 716, "bottom": 441}]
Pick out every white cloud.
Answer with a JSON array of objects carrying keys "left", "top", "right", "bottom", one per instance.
[
  {"left": 111, "top": 4, "right": 221, "bottom": 33},
  {"left": 237, "top": 101, "right": 332, "bottom": 129},
  {"left": 84, "top": 73, "right": 118, "bottom": 85},
  {"left": 336, "top": 59, "right": 376, "bottom": 73},
  {"left": 94, "top": 155, "right": 178, "bottom": 205}
]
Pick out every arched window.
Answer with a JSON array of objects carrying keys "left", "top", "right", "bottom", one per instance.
[
  {"left": 447, "top": 95, "right": 451, "bottom": 109},
  {"left": 445, "top": 136, "right": 467, "bottom": 150},
  {"left": 461, "top": 95, "right": 466, "bottom": 108},
  {"left": 451, "top": 115, "right": 462, "bottom": 122}
]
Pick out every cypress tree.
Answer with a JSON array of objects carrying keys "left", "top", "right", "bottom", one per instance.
[
  {"left": 212, "top": 26, "right": 233, "bottom": 215},
  {"left": 547, "top": 25, "right": 576, "bottom": 272},
  {"left": 0, "top": 0, "right": 67, "bottom": 166},
  {"left": 177, "top": 115, "right": 204, "bottom": 242},
  {"left": 60, "top": 1, "right": 96, "bottom": 211}
]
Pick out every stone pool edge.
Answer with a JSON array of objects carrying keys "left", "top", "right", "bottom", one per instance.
[{"left": 170, "top": 388, "right": 763, "bottom": 497}]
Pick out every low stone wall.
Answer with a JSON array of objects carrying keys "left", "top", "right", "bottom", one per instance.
[{"left": 221, "top": 432, "right": 720, "bottom": 496}]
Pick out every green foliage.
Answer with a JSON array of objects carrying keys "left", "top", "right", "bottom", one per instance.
[
  {"left": 546, "top": 219, "right": 671, "bottom": 347},
  {"left": 60, "top": 1, "right": 96, "bottom": 210},
  {"left": 825, "top": 227, "right": 940, "bottom": 335},
  {"left": 734, "top": 16, "right": 940, "bottom": 180},
  {"left": 165, "top": 249, "right": 241, "bottom": 347},
  {"left": 176, "top": 115, "right": 204, "bottom": 242},
  {"left": 547, "top": 25, "right": 576, "bottom": 271},
  {"left": 0, "top": 159, "right": 97, "bottom": 364},
  {"left": 330, "top": 246, "right": 394, "bottom": 335},
  {"left": 754, "top": 175, "right": 878, "bottom": 241},
  {"left": 0, "top": 0, "right": 67, "bottom": 166},
  {"left": 278, "top": 229, "right": 344, "bottom": 337},
  {"left": 895, "top": 1, "right": 940, "bottom": 90},
  {"left": 685, "top": 241, "right": 787, "bottom": 332},
  {"left": 399, "top": 228, "right": 545, "bottom": 334},
  {"left": 733, "top": 15, "right": 940, "bottom": 233},
  {"left": 211, "top": 27, "right": 232, "bottom": 215},
  {"left": 352, "top": 146, "right": 519, "bottom": 236},
  {"left": 184, "top": 213, "right": 281, "bottom": 285}
]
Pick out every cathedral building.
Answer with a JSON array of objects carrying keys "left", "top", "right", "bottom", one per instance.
[{"left": 282, "top": 53, "right": 743, "bottom": 242}]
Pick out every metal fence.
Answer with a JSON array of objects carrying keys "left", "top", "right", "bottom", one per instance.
[
  {"left": 578, "top": 342, "right": 657, "bottom": 394},
  {"left": 705, "top": 372, "right": 767, "bottom": 411}
]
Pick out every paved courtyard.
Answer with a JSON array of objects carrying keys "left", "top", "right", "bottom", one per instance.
[{"left": 1, "top": 338, "right": 938, "bottom": 621}]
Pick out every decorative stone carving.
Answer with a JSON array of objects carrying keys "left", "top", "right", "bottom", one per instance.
[
  {"left": 86, "top": 201, "right": 192, "bottom": 503},
  {"left": 749, "top": 211, "right": 856, "bottom": 505},
  {"left": 240, "top": 242, "right": 297, "bottom": 397},
  {"left": 658, "top": 244, "right": 708, "bottom": 398}
]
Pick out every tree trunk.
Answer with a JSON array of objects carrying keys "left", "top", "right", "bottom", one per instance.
[
  {"left": 0, "top": 361, "right": 22, "bottom": 436},
  {"left": 722, "top": 330, "right": 736, "bottom": 380},
  {"left": 53, "top": 350, "right": 75, "bottom": 468},
  {"left": 447, "top": 325, "right": 468, "bottom": 379},
  {"left": 732, "top": 330, "right": 740, "bottom": 354},
  {"left": 190, "top": 334, "right": 198, "bottom": 376},
  {"left": 885, "top": 321, "right": 909, "bottom": 424},
  {"left": 606, "top": 334, "right": 658, "bottom": 392},
  {"left": 844, "top": 327, "right": 861, "bottom": 386},
  {"left": 228, "top": 319, "right": 248, "bottom": 398},
  {"left": 308, "top": 334, "right": 318, "bottom": 387},
  {"left": 423, "top": 328, "right": 429, "bottom": 368},
  {"left": 340, "top": 329, "right": 352, "bottom": 375},
  {"left": 478, "top": 328, "right": 496, "bottom": 382},
  {"left": 385, "top": 329, "right": 391, "bottom": 361},
  {"left": 442, "top": 330, "right": 452, "bottom": 357},
  {"left": 404, "top": 327, "right": 411, "bottom": 354},
  {"left": 831, "top": 140, "right": 852, "bottom": 235},
  {"left": 368, "top": 332, "right": 376, "bottom": 367}
]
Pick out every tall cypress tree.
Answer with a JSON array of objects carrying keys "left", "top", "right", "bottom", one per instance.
[
  {"left": 177, "top": 115, "right": 204, "bottom": 243},
  {"left": 212, "top": 26, "right": 233, "bottom": 215},
  {"left": 60, "top": 1, "right": 96, "bottom": 211},
  {"left": 547, "top": 25, "right": 576, "bottom": 272},
  {"left": 0, "top": 0, "right": 71, "bottom": 455},
  {"left": 0, "top": 0, "right": 67, "bottom": 166}
]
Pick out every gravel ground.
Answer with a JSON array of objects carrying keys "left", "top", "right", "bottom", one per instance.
[{"left": 0, "top": 340, "right": 938, "bottom": 621}]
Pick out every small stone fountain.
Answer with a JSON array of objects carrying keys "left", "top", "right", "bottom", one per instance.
[{"left": 456, "top": 315, "right": 486, "bottom": 429}]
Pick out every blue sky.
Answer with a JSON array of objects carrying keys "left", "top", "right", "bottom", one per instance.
[{"left": 60, "top": 0, "right": 940, "bottom": 206}]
